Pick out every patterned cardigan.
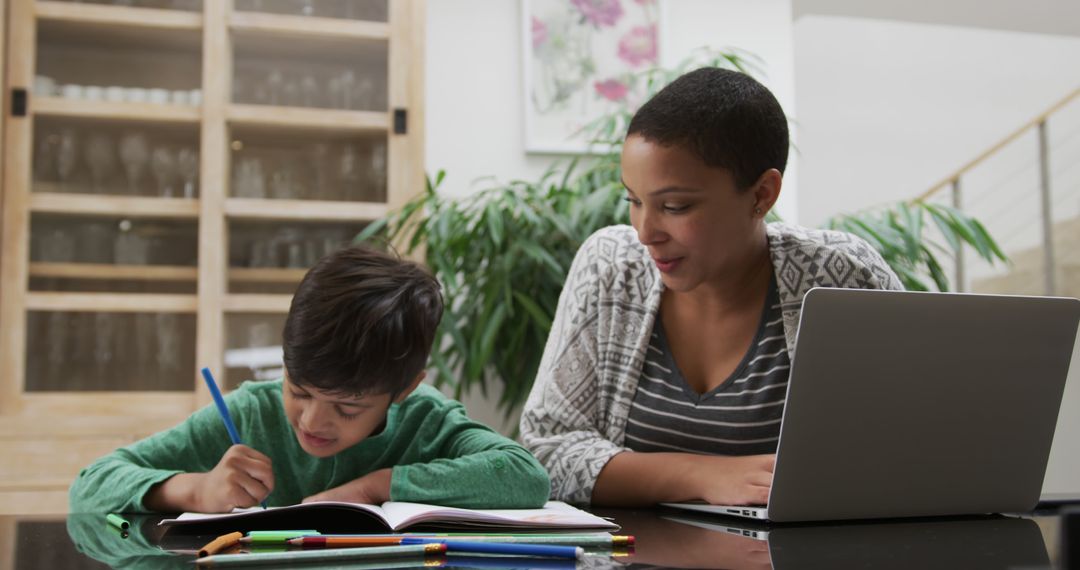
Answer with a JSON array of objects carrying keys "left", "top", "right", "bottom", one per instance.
[{"left": 519, "top": 223, "right": 904, "bottom": 504}]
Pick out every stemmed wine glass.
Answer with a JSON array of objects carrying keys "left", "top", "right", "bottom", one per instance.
[
  {"left": 119, "top": 132, "right": 150, "bottom": 196},
  {"left": 177, "top": 147, "right": 199, "bottom": 199},
  {"left": 151, "top": 146, "right": 178, "bottom": 198},
  {"left": 85, "top": 133, "right": 117, "bottom": 194},
  {"left": 57, "top": 129, "right": 80, "bottom": 193}
]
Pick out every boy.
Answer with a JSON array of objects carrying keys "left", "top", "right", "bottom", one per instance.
[{"left": 70, "top": 245, "right": 550, "bottom": 513}]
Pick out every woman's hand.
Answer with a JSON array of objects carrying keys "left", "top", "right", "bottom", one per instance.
[
  {"left": 689, "top": 454, "right": 775, "bottom": 506},
  {"left": 592, "top": 451, "right": 774, "bottom": 507},
  {"left": 303, "top": 468, "right": 392, "bottom": 505}
]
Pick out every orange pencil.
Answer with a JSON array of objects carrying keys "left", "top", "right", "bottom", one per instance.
[
  {"left": 289, "top": 536, "right": 405, "bottom": 548},
  {"left": 199, "top": 531, "right": 244, "bottom": 558}
]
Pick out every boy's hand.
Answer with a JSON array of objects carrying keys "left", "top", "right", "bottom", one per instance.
[
  {"left": 303, "top": 468, "right": 392, "bottom": 505},
  {"left": 691, "top": 454, "right": 775, "bottom": 506},
  {"left": 195, "top": 444, "right": 275, "bottom": 512}
]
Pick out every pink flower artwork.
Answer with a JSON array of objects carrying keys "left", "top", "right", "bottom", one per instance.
[
  {"left": 617, "top": 25, "right": 657, "bottom": 67},
  {"left": 594, "top": 78, "right": 629, "bottom": 102},
  {"left": 532, "top": 16, "right": 549, "bottom": 49},
  {"left": 571, "top": 0, "right": 624, "bottom": 28}
]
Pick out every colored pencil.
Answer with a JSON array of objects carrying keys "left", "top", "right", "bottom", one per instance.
[
  {"left": 195, "top": 543, "right": 445, "bottom": 567},
  {"left": 289, "top": 533, "right": 634, "bottom": 547},
  {"left": 199, "top": 532, "right": 243, "bottom": 558},
  {"left": 444, "top": 555, "right": 577, "bottom": 570},
  {"left": 105, "top": 513, "right": 129, "bottom": 530},
  {"left": 239, "top": 530, "right": 320, "bottom": 544},
  {"left": 404, "top": 538, "right": 582, "bottom": 559},
  {"left": 200, "top": 366, "right": 267, "bottom": 509}
]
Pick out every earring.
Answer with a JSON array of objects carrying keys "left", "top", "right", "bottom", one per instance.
[{"left": 754, "top": 207, "right": 762, "bottom": 214}]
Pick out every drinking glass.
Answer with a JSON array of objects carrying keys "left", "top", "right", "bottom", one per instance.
[
  {"left": 177, "top": 147, "right": 199, "bottom": 198},
  {"left": 301, "top": 74, "right": 320, "bottom": 108},
  {"left": 367, "top": 142, "right": 387, "bottom": 202},
  {"left": 156, "top": 313, "right": 181, "bottom": 380},
  {"left": 338, "top": 70, "right": 356, "bottom": 110},
  {"left": 114, "top": 220, "right": 149, "bottom": 265},
  {"left": 119, "top": 132, "right": 150, "bottom": 195},
  {"left": 34, "top": 131, "right": 60, "bottom": 184},
  {"left": 57, "top": 129, "right": 80, "bottom": 193},
  {"left": 338, "top": 143, "right": 362, "bottom": 201},
  {"left": 267, "top": 70, "right": 284, "bottom": 106},
  {"left": 85, "top": 133, "right": 117, "bottom": 194},
  {"left": 151, "top": 146, "right": 178, "bottom": 198},
  {"left": 93, "top": 313, "right": 118, "bottom": 381}
]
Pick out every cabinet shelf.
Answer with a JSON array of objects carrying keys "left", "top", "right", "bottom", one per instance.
[
  {"left": 228, "top": 103, "right": 388, "bottom": 133},
  {"left": 224, "top": 294, "right": 293, "bottom": 313},
  {"left": 224, "top": 197, "right": 388, "bottom": 222},
  {"left": 33, "top": 96, "right": 200, "bottom": 124},
  {"left": 36, "top": 1, "right": 203, "bottom": 32},
  {"left": 36, "top": 1, "right": 202, "bottom": 52},
  {"left": 231, "top": 11, "right": 390, "bottom": 43},
  {"left": 25, "top": 291, "right": 198, "bottom": 312},
  {"left": 29, "top": 262, "right": 196, "bottom": 281},
  {"left": 29, "top": 263, "right": 307, "bottom": 284},
  {"left": 30, "top": 193, "right": 200, "bottom": 219}
]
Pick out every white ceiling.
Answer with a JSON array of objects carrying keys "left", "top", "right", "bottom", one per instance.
[{"left": 793, "top": 0, "right": 1080, "bottom": 37}]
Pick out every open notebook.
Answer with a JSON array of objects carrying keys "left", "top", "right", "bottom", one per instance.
[{"left": 159, "top": 501, "right": 618, "bottom": 533}]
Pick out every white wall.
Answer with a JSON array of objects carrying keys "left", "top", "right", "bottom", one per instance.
[
  {"left": 793, "top": 16, "right": 1080, "bottom": 228},
  {"left": 426, "top": 0, "right": 799, "bottom": 220}
]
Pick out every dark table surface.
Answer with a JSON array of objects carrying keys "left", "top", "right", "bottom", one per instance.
[{"left": 5, "top": 505, "right": 1073, "bottom": 569}]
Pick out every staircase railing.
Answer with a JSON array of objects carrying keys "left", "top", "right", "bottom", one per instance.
[{"left": 916, "top": 86, "right": 1080, "bottom": 294}]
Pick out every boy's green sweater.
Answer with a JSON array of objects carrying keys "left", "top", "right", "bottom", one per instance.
[{"left": 69, "top": 380, "right": 550, "bottom": 513}]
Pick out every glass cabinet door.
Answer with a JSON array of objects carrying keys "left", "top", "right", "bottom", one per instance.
[{"left": 0, "top": 0, "right": 424, "bottom": 514}]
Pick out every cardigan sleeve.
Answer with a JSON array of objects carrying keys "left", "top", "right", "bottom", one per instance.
[{"left": 519, "top": 231, "right": 631, "bottom": 505}]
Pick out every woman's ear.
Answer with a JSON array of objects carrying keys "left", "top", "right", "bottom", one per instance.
[
  {"left": 752, "top": 168, "right": 783, "bottom": 217},
  {"left": 393, "top": 371, "right": 427, "bottom": 403}
]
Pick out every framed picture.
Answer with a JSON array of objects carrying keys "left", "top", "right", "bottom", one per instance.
[{"left": 523, "top": 0, "right": 662, "bottom": 154}]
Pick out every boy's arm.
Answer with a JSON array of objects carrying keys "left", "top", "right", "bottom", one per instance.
[
  {"left": 389, "top": 420, "right": 551, "bottom": 509},
  {"left": 69, "top": 402, "right": 233, "bottom": 513}
]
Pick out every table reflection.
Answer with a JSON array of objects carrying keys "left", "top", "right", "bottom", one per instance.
[
  {"left": 2, "top": 508, "right": 1060, "bottom": 569},
  {"left": 605, "top": 507, "right": 1051, "bottom": 570}
]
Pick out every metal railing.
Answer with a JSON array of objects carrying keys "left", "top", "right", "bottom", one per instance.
[{"left": 916, "top": 87, "right": 1080, "bottom": 294}]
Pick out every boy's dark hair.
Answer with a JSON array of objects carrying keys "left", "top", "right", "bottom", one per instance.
[
  {"left": 626, "top": 67, "right": 789, "bottom": 189},
  {"left": 283, "top": 244, "right": 444, "bottom": 398}
]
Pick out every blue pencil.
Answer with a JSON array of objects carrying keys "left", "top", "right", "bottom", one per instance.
[
  {"left": 400, "top": 538, "right": 583, "bottom": 560},
  {"left": 201, "top": 367, "right": 268, "bottom": 509}
]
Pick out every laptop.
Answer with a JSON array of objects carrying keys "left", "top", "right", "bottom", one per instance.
[
  {"left": 662, "top": 288, "right": 1080, "bottom": 522},
  {"left": 662, "top": 510, "right": 1050, "bottom": 569}
]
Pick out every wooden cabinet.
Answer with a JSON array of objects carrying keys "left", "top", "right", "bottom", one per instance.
[{"left": 0, "top": 0, "right": 425, "bottom": 514}]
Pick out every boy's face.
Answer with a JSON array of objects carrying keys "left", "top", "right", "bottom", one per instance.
[
  {"left": 282, "top": 375, "right": 395, "bottom": 458},
  {"left": 621, "top": 134, "right": 776, "bottom": 294}
]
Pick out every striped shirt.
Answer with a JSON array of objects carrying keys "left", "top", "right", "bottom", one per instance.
[{"left": 624, "top": 277, "right": 789, "bottom": 456}]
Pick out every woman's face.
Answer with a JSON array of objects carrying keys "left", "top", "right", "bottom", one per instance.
[{"left": 620, "top": 134, "right": 768, "bottom": 293}]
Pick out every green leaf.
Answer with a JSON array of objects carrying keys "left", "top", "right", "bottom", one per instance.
[{"left": 513, "top": 291, "right": 553, "bottom": 332}]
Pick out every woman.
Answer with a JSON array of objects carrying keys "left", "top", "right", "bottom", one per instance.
[{"left": 520, "top": 68, "right": 902, "bottom": 506}]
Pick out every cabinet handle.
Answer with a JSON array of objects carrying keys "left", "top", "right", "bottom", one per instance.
[
  {"left": 11, "top": 88, "right": 27, "bottom": 117},
  {"left": 394, "top": 108, "right": 407, "bottom": 134}
]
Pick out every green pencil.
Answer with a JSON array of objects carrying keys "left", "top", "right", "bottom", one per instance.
[
  {"left": 106, "top": 514, "right": 130, "bottom": 531},
  {"left": 239, "top": 530, "right": 320, "bottom": 543},
  {"left": 195, "top": 543, "right": 445, "bottom": 566}
]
